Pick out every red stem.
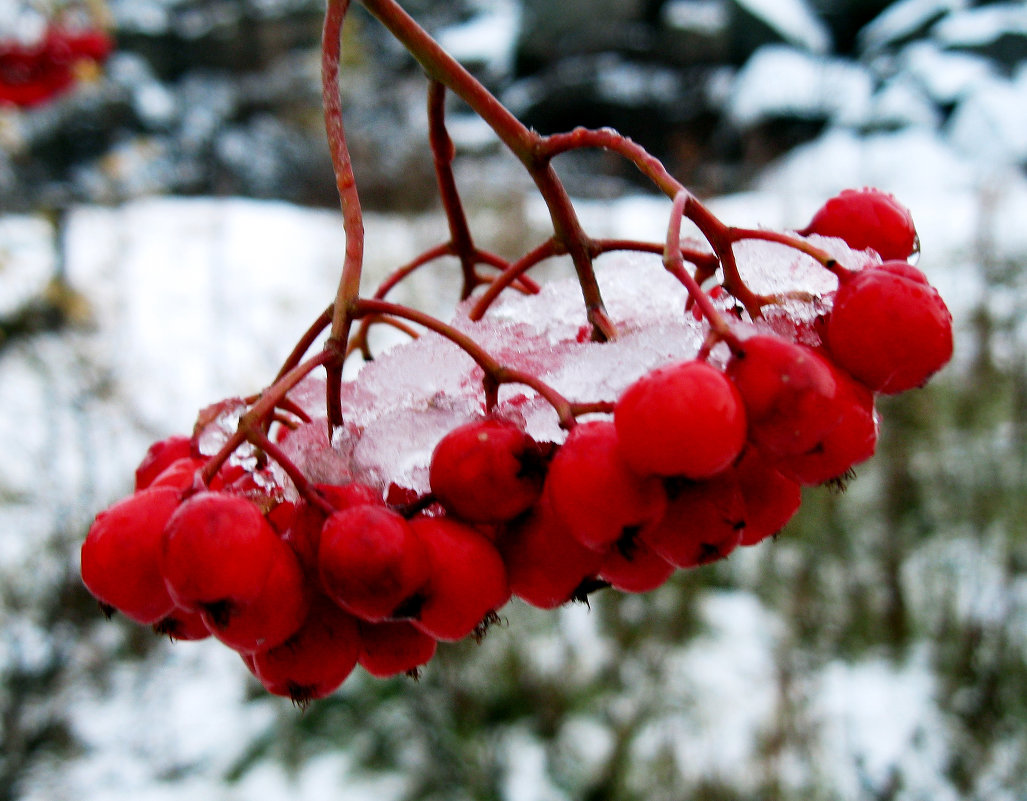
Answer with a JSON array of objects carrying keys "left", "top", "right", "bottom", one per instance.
[
  {"left": 730, "top": 226, "right": 851, "bottom": 280},
  {"left": 680, "top": 194, "right": 767, "bottom": 319},
  {"left": 200, "top": 350, "right": 334, "bottom": 489},
  {"left": 541, "top": 127, "right": 684, "bottom": 198},
  {"left": 664, "top": 192, "right": 741, "bottom": 354},
  {"left": 322, "top": 0, "right": 364, "bottom": 427},
  {"left": 275, "top": 304, "right": 333, "bottom": 382},
  {"left": 469, "top": 238, "right": 562, "bottom": 321},
  {"left": 356, "top": 0, "right": 614, "bottom": 342},
  {"left": 427, "top": 79, "right": 480, "bottom": 299},
  {"left": 246, "top": 427, "right": 336, "bottom": 518},
  {"left": 352, "top": 298, "right": 595, "bottom": 429}
]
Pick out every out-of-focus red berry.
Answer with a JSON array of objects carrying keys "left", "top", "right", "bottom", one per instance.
[
  {"left": 80, "top": 486, "right": 181, "bottom": 625},
  {"left": 800, "top": 187, "right": 918, "bottom": 262}
]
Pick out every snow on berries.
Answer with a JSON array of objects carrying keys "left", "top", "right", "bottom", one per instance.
[
  {"left": 76, "top": 1, "right": 955, "bottom": 705},
  {"left": 78, "top": 223, "right": 952, "bottom": 702}
]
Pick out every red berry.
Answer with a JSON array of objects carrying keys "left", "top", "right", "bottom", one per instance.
[
  {"left": 265, "top": 499, "right": 298, "bottom": 535},
  {"left": 544, "top": 420, "right": 667, "bottom": 551},
  {"left": 800, "top": 188, "right": 918, "bottom": 261},
  {"left": 614, "top": 360, "right": 747, "bottom": 479},
  {"left": 776, "top": 362, "right": 878, "bottom": 486},
  {"left": 283, "top": 482, "right": 384, "bottom": 573},
  {"left": 358, "top": 619, "right": 437, "bottom": 678},
  {"left": 641, "top": 475, "right": 745, "bottom": 569},
  {"left": 252, "top": 596, "right": 361, "bottom": 704},
  {"left": 0, "top": 28, "right": 113, "bottom": 108},
  {"left": 153, "top": 606, "right": 211, "bottom": 641},
  {"left": 201, "top": 538, "right": 309, "bottom": 653},
  {"left": 147, "top": 456, "right": 206, "bottom": 491},
  {"left": 134, "top": 435, "right": 193, "bottom": 490},
  {"left": 80, "top": 486, "right": 181, "bottom": 625},
  {"left": 732, "top": 448, "right": 802, "bottom": 546},
  {"left": 406, "top": 516, "right": 510, "bottom": 642},
  {"left": 429, "top": 417, "right": 547, "bottom": 523},
  {"left": 727, "top": 336, "right": 843, "bottom": 458},
  {"left": 825, "top": 262, "right": 953, "bottom": 394},
  {"left": 598, "top": 535, "right": 675, "bottom": 594},
  {"left": 160, "top": 491, "right": 280, "bottom": 614},
  {"left": 496, "top": 497, "right": 603, "bottom": 609},
  {"left": 318, "top": 505, "right": 430, "bottom": 622}
]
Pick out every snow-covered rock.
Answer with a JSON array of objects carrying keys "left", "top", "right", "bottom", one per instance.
[
  {"left": 733, "top": 0, "right": 831, "bottom": 54},
  {"left": 725, "top": 45, "right": 874, "bottom": 128},
  {"left": 946, "top": 70, "right": 1027, "bottom": 166}
]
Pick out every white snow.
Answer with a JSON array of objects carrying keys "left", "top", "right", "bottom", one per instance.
[
  {"left": 946, "top": 70, "right": 1027, "bottom": 166},
  {"left": 857, "top": 0, "right": 966, "bottom": 54},
  {"left": 734, "top": 0, "right": 832, "bottom": 54},
  {"left": 661, "top": 0, "right": 729, "bottom": 36},
  {"left": 0, "top": 213, "right": 56, "bottom": 317},
  {"left": 0, "top": 0, "right": 48, "bottom": 43},
  {"left": 725, "top": 45, "right": 874, "bottom": 128},
  {"left": 932, "top": 3, "right": 1027, "bottom": 49},
  {"left": 437, "top": 0, "right": 521, "bottom": 77},
  {"left": 812, "top": 651, "right": 951, "bottom": 801},
  {"left": 865, "top": 73, "right": 941, "bottom": 130},
  {"left": 652, "top": 591, "right": 783, "bottom": 790},
  {"left": 900, "top": 40, "right": 996, "bottom": 106}
]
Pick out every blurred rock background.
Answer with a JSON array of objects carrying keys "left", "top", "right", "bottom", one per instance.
[{"left": 3, "top": 0, "right": 1025, "bottom": 211}]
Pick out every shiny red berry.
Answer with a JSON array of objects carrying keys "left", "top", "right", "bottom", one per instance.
[
  {"left": 776, "top": 362, "right": 878, "bottom": 486},
  {"left": 252, "top": 596, "right": 361, "bottom": 705},
  {"left": 283, "top": 482, "right": 384, "bottom": 573},
  {"left": 80, "top": 486, "right": 181, "bottom": 625},
  {"left": 153, "top": 606, "right": 211, "bottom": 641},
  {"left": 406, "top": 516, "right": 510, "bottom": 642},
  {"left": 825, "top": 261, "right": 953, "bottom": 394},
  {"left": 800, "top": 187, "right": 918, "bottom": 261},
  {"left": 429, "top": 417, "right": 547, "bottom": 523},
  {"left": 545, "top": 420, "right": 667, "bottom": 551},
  {"left": 357, "top": 619, "right": 437, "bottom": 678},
  {"left": 614, "top": 359, "right": 747, "bottom": 479},
  {"left": 598, "top": 535, "right": 675, "bottom": 594},
  {"left": 201, "top": 538, "right": 309, "bottom": 653},
  {"left": 160, "top": 491, "right": 280, "bottom": 614},
  {"left": 134, "top": 435, "right": 193, "bottom": 490},
  {"left": 496, "top": 497, "right": 603, "bottom": 609},
  {"left": 641, "top": 475, "right": 745, "bottom": 569},
  {"left": 146, "top": 456, "right": 206, "bottom": 491},
  {"left": 318, "top": 505, "right": 430, "bottom": 622},
  {"left": 727, "top": 336, "right": 843, "bottom": 458},
  {"left": 732, "top": 448, "right": 802, "bottom": 546}
]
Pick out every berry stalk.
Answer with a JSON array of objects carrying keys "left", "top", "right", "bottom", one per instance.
[
  {"left": 663, "top": 191, "right": 741, "bottom": 355},
  {"left": 199, "top": 349, "right": 334, "bottom": 490},
  {"left": 352, "top": 298, "right": 595, "bottom": 428},
  {"left": 356, "top": 0, "right": 615, "bottom": 342},
  {"left": 322, "top": 0, "right": 365, "bottom": 428}
]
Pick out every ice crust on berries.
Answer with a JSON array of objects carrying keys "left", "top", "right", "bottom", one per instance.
[{"left": 264, "top": 246, "right": 866, "bottom": 498}]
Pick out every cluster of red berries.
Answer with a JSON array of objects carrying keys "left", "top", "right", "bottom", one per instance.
[
  {"left": 0, "top": 25, "right": 112, "bottom": 108},
  {"left": 79, "top": 187, "right": 953, "bottom": 705}
]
